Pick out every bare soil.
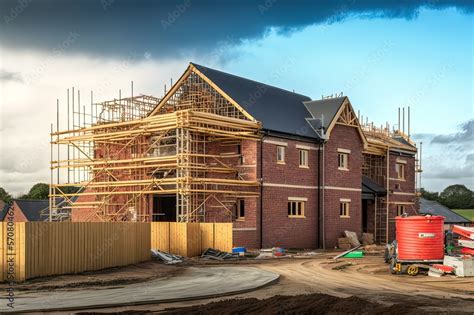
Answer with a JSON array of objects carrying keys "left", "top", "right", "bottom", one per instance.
[
  {"left": 161, "top": 293, "right": 469, "bottom": 315},
  {"left": 7, "top": 251, "right": 474, "bottom": 314},
  {"left": 0, "top": 261, "right": 184, "bottom": 291}
]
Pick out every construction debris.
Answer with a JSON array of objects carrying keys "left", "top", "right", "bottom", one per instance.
[
  {"left": 272, "top": 247, "right": 285, "bottom": 257},
  {"left": 361, "top": 233, "right": 374, "bottom": 245},
  {"left": 362, "top": 244, "right": 384, "bottom": 254},
  {"left": 255, "top": 249, "right": 273, "bottom": 259},
  {"left": 201, "top": 248, "right": 239, "bottom": 260},
  {"left": 428, "top": 267, "right": 444, "bottom": 278},
  {"left": 151, "top": 249, "right": 183, "bottom": 264},
  {"left": 458, "top": 239, "right": 474, "bottom": 249},
  {"left": 232, "top": 247, "right": 246, "bottom": 256},
  {"left": 333, "top": 245, "right": 361, "bottom": 260},
  {"left": 344, "top": 231, "right": 361, "bottom": 247},
  {"left": 443, "top": 256, "right": 474, "bottom": 277},
  {"left": 338, "top": 238, "right": 352, "bottom": 250}
]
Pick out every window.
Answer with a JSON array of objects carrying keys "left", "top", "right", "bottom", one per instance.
[
  {"left": 338, "top": 153, "right": 348, "bottom": 170},
  {"left": 288, "top": 200, "right": 305, "bottom": 217},
  {"left": 339, "top": 200, "right": 350, "bottom": 218},
  {"left": 299, "top": 150, "right": 308, "bottom": 168},
  {"left": 236, "top": 199, "right": 245, "bottom": 220},
  {"left": 277, "top": 145, "right": 285, "bottom": 163},
  {"left": 397, "top": 205, "right": 406, "bottom": 216},
  {"left": 395, "top": 163, "right": 405, "bottom": 180}
]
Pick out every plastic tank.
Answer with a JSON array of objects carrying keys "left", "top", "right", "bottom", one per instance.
[{"left": 395, "top": 216, "right": 444, "bottom": 261}]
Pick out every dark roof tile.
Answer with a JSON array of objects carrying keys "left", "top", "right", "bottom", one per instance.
[
  {"left": 191, "top": 63, "right": 318, "bottom": 138},
  {"left": 419, "top": 198, "right": 471, "bottom": 224}
]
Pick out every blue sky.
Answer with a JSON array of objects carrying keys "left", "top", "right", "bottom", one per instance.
[{"left": 0, "top": 1, "right": 472, "bottom": 194}]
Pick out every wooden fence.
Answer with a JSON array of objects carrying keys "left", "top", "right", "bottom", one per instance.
[
  {"left": 0, "top": 222, "right": 151, "bottom": 282},
  {"left": 150, "top": 222, "right": 233, "bottom": 257},
  {"left": 0, "top": 222, "right": 233, "bottom": 282}
]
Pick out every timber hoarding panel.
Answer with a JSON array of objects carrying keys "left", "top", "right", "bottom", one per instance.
[
  {"left": 1, "top": 222, "right": 232, "bottom": 282},
  {"left": 150, "top": 222, "right": 233, "bottom": 256},
  {"left": 1, "top": 222, "right": 150, "bottom": 282}
]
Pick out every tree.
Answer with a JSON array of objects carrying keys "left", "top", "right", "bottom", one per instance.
[
  {"left": 0, "top": 187, "right": 12, "bottom": 204},
  {"left": 419, "top": 188, "right": 439, "bottom": 201},
  {"left": 26, "top": 183, "right": 49, "bottom": 200},
  {"left": 438, "top": 185, "right": 473, "bottom": 209}
]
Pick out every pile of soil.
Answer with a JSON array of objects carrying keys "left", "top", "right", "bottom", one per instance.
[{"left": 163, "top": 293, "right": 465, "bottom": 315}]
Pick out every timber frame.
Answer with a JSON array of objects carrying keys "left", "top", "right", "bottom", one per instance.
[
  {"left": 326, "top": 98, "right": 368, "bottom": 149},
  {"left": 49, "top": 66, "right": 261, "bottom": 222}
]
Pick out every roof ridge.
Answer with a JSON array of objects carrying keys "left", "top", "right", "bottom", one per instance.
[
  {"left": 190, "top": 62, "right": 311, "bottom": 100},
  {"left": 303, "top": 96, "right": 346, "bottom": 104}
]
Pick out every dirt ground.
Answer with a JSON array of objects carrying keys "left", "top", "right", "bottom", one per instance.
[
  {"left": 0, "top": 261, "right": 184, "bottom": 291},
  {"left": 6, "top": 251, "right": 474, "bottom": 314},
  {"left": 161, "top": 293, "right": 469, "bottom": 315}
]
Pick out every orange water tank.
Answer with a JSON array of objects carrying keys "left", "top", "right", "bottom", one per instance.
[{"left": 395, "top": 216, "right": 445, "bottom": 261}]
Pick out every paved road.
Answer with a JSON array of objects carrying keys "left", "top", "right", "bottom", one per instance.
[{"left": 1, "top": 266, "right": 279, "bottom": 312}]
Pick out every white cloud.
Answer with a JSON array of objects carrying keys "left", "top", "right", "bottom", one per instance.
[{"left": 0, "top": 47, "right": 190, "bottom": 195}]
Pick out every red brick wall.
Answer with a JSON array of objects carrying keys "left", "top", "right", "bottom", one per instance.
[
  {"left": 322, "top": 124, "right": 364, "bottom": 248},
  {"left": 261, "top": 186, "right": 318, "bottom": 248},
  {"left": 260, "top": 136, "right": 319, "bottom": 249},
  {"left": 202, "top": 139, "right": 260, "bottom": 248},
  {"left": 71, "top": 189, "right": 97, "bottom": 221},
  {"left": 387, "top": 153, "right": 417, "bottom": 241}
]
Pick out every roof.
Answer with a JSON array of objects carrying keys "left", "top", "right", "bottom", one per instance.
[
  {"left": 303, "top": 97, "right": 346, "bottom": 131},
  {"left": 419, "top": 198, "right": 471, "bottom": 224},
  {"left": 0, "top": 203, "right": 10, "bottom": 221},
  {"left": 392, "top": 136, "right": 417, "bottom": 150},
  {"left": 190, "top": 63, "right": 318, "bottom": 138},
  {"left": 362, "top": 176, "right": 387, "bottom": 195},
  {"left": 14, "top": 199, "right": 49, "bottom": 221}
]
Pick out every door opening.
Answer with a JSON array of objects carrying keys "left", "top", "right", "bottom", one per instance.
[
  {"left": 362, "top": 199, "right": 368, "bottom": 233},
  {"left": 152, "top": 195, "right": 176, "bottom": 222}
]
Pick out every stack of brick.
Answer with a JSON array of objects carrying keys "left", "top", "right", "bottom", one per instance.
[
  {"left": 361, "top": 233, "right": 374, "bottom": 245},
  {"left": 338, "top": 237, "right": 352, "bottom": 250}
]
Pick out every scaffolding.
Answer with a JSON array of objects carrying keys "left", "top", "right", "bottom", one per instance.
[
  {"left": 359, "top": 113, "right": 420, "bottom": 244},
  {"left": 49, "top": 68, "right": 261, "bottom": 222}
]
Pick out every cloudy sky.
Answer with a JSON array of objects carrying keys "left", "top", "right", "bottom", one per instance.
[{"left": 0, "top": 0, "right": 473, "bottom": 195}]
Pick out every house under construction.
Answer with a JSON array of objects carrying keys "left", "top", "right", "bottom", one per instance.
[{"left": 49, "top": 63, "right": 421, "bottom": 248}]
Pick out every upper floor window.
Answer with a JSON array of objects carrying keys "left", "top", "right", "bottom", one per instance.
[
  {"left": 277, "top": 145, "right": 285, "bottom": 164},
  {"left": 338, "top": 153, "right": 348, "bottom": 170},
  {"left": 395, "top": 163, "right": 405, "bottom": 180},
  {"left": 299, "top": 149, "right": 308, "bottom": 168}
]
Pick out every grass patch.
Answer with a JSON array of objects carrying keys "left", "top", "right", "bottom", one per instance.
[{"left": 453, "top": 209, "right": 474, "bottom": 221}]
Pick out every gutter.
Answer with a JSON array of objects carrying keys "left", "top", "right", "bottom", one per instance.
[
  {"left": 317, "top": 143, "right": 321, "bottom": 248},
  {"left": 259, "top": 132, "right": 266, "bottom": 249}
]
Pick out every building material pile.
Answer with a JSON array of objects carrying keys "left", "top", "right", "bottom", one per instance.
[
  {"left": 441, "top": 225, "right": 474, "bottom": 277},
  {"left": 201, "top": 248, "right": 239, "bottom": 260},
  {"left": 151, "top": 249, "right": 183, "bottom": 264}
]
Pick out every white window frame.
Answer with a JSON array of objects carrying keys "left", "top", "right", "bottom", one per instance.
[
  {"left": 299, "top": 149, "right": 309, "bottom": 168},
  {"left": 395, "top": 163, "right": 405, "bottom": 180},
  {"left": 277, "top": 145, "right": 285, "bottom": 164}
]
